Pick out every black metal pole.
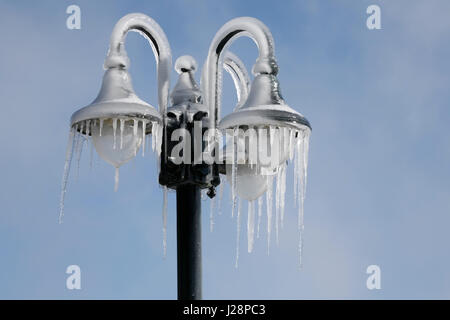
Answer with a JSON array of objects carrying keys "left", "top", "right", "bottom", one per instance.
[{"left": 176, "top": 184, "right": 202, "bottom": 300}]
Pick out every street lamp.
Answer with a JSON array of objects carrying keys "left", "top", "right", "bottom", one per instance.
[{"left": 60, "top": 13, "right": 311, "bottom": 300}]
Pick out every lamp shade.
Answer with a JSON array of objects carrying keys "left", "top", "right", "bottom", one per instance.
[
  {"left": 70, "top": 67, "right": 162, "bottom": 132},
  {"left": 219, "top": 74, "right": 310, "bottom": 132}
]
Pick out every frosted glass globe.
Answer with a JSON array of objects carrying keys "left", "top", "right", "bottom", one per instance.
[
  {"left": 226, "top": 165, "right": 268, "bottom": 201},
  {"left": 255, "top": 128, "right": 289, "bottom": 175},
  {"left": 92, "top": 119, "right": 143, "bottom": 168}
]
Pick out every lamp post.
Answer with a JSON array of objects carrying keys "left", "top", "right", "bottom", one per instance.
[{"left": 61, "top": 13, "right": 311, "bottom": 300}]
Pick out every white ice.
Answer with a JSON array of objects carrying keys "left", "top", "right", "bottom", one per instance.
[
  {"left": 247, "top": 200, "right": 255, "bottom": 253},
  {"left": 58, "top": 126, "right": 76, "bottom": 224},
  {"left": 235, "top": 198, "right": 242, "bottom": 268}
]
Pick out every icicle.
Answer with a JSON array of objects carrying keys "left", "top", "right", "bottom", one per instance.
[
  {"left": 89, "top": 120, "right": 95, "bottom": 170},
  {"left": 269, "top": 125, "right": 275, "bottom": 149},
  {"left": 114, "top": 167, "right": 119, "bottom": 192},
  {"left": 231, "top": 128, "right": 238, "bottom": 218},
  {"left": 133, "top": 119, "right": 138, "bottom": 156},
  {"left": 266, "top": 175, "right": 273, "bottom": 255},
  {"left": 86, "top": 120, "right": 91, "bottom": 138},
  {"left": 289, "top": 128, "right": 295, "bottom": 161},
  {"left": 296, "top": 136, "right": 302, "bottom": 219},
  {"left": 298, "top": 159, "right": 305, "bottom": 269},
  {"left": 151, "top": 122, "right": 156, "bottom": 151},
  {"left": 119, "top": 119, "right": 125, "bottom": 149},
  {"left": 297, "top": 131, "right": 305, "bottom": 214},
  {"left": 303, "top": 130, "right": 310, "bottom": 201},
  {"left": 156, "top": 125, "right": 164, "bottom": 162},
  {"left": 133, "top": 119, "right": 138, "bottom": 136},
  {"left": 156, "top": 124, "right": 163, "bottom": 175},
  {"left": 275, "top": 127, "right": 282, "bottom": 242},
  {"left": 257, "top": 196, "right": 263, "bottom": 239},
  {"left": 275, "top": 166, "right": 281, "bottom": 245},
  {"left": 296, "top": 129, "right": 310, "bottom": 269},
  {"left": 280, "top": 163, "right": 287, "bottom": 229},
  {"left": 99, "top": 119, "right": 104, "bottom": 137},
  {"left": 75, "top": 134, "right": 84, "bottom": 180},
  {"left": 76, "top": 122, "right": 85, "bottom": 180},
  {"left": 142, "top": 120, "right": 146, "bottom": 157},
  {"left": 162, "top": 186, "right": 168, "bottom": 258},
  {"left": 112, "top": 118, "right": 117, "bottom": 150},
  {"left": 283, "top": 127, "right": 289, "bottom": 161},
  {"left": 247, "top": 200, "right": 255, "bottom": 253},
  {"left": 72, "top": 123, "right": 80, "bottom": 163},
  {"left": 157, "top": 123, "right": 163, "bottom": 158},
  {"left": 248, "top": 125, "right": 254, "bottom": 169},
  {"left": 293, "top": 131, "right": 299, "bottom": 205},
  {"left": 151, "top": 122, "right": 157, "bottom": 156},
  {"left": 58, "top": 126, "right": 76, "bottom": 224},
  {"left": 231, "top": 167, "right": 236, "bottom": 218},
  {"left": 218, "top": 182, "right": 224, "bottom": 215},
  {"left": 210, "top": 196, "right": 215, "bottom": 232},
  {"left": 235, "top": 198, "right": 241, "bottom": 268},
  {"left": 89, "top": 136, "right": 94, "bottom": 171},
  {"left": 298, "top": 228, "right": 304, "bottom": 269}
]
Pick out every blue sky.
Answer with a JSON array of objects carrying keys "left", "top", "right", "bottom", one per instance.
[{"left": 0, "top": 0, "right": 450, "bottom": 299}]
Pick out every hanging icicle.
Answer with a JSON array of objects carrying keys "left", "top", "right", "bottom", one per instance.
[
  {"left": 119, "top": 119, "right": 125, "bottom": 149},
  {"left": 99, "top": 118, "right": 104, "bottom": 137},
  {"left": 157, "top": 122, "right": 163, "bottom": 157},
  {"left": 151, "top": 121, "right": 156, "bottom": 152},
  {"left": 280, "top": 163, "right": 287, "bottom": 229},
  {"left": 86, "top": 120, "right": 91, "bottom": 139},
  {"left": 75, "top": 122, "right": 85, "bottom": 180},
  {"left": 58, "top": 126, "right": 76, "bottom": 224},
  {"left": 275, "top": 163, "right": 281, "bottom": 246},
  {"left": 266, "top": 175, "right": 273, "bottom": 255},
  {"left": 112, "top": 118, "right": 118, "bottom": 150},
  {"left": 133, "top": 119, "right": 138, "bottom": 156},
  {"left": 231, "top": 129, "right": 237, "bottom": 218},
  {"left": 293, "top": 129, "right": 311, "bottom": 268},
  {"left": 257, "top": 196, "right": 263, "bottom": 239},
  {"left": 222, "top": 126, "right": 310, "bottom": 268},
  {"left": 235, "top": 198, "right": 242, "bottom": 268},
  {"left": 247, "top": 200, "right": 255, "bottom": 253},
  {"left": 141, "top": 120, "right": 146, "bottom": 157},
  {"left": 89, "top": 120, "right": 94, "bottom": 170}
]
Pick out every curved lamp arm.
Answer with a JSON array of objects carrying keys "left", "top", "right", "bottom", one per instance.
[
  {"left": 104, "top": 13, "right": 172, "bottom": 117},
  {"left": 201, "top": 17, "right": 278, "bottom": 128},
  {"left": 222, "top": 51, "right": 250, "bottom": 109}
]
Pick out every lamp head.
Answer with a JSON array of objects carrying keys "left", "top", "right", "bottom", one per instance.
[
  {"left": 219, "top": 73, "right": 311, "bottom": 132},
  {"left": 70, "top": 67, "right": 162, "bottom": 168},
  {"left": 218, "top": 73, "right": 311, "bottom": 200},
  {"left": 70, "top": 67, "right": 162, "bottom": 128},
  {"left": 220, "top": 135, "right": 268, "bottom": 201}
]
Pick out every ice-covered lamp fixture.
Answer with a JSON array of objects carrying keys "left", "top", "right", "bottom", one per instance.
[
  {"left": 67, "top": 14, "right": 170, "bottom": 192},
  {"left": 60, "top": 13, "right": 311, "bottom": 300},
  {"left": 202, "top": 17, "right": 311, "bottom": 258},
  {"left": 70, "top": 68, "right": 161, "bottom": 172}
]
